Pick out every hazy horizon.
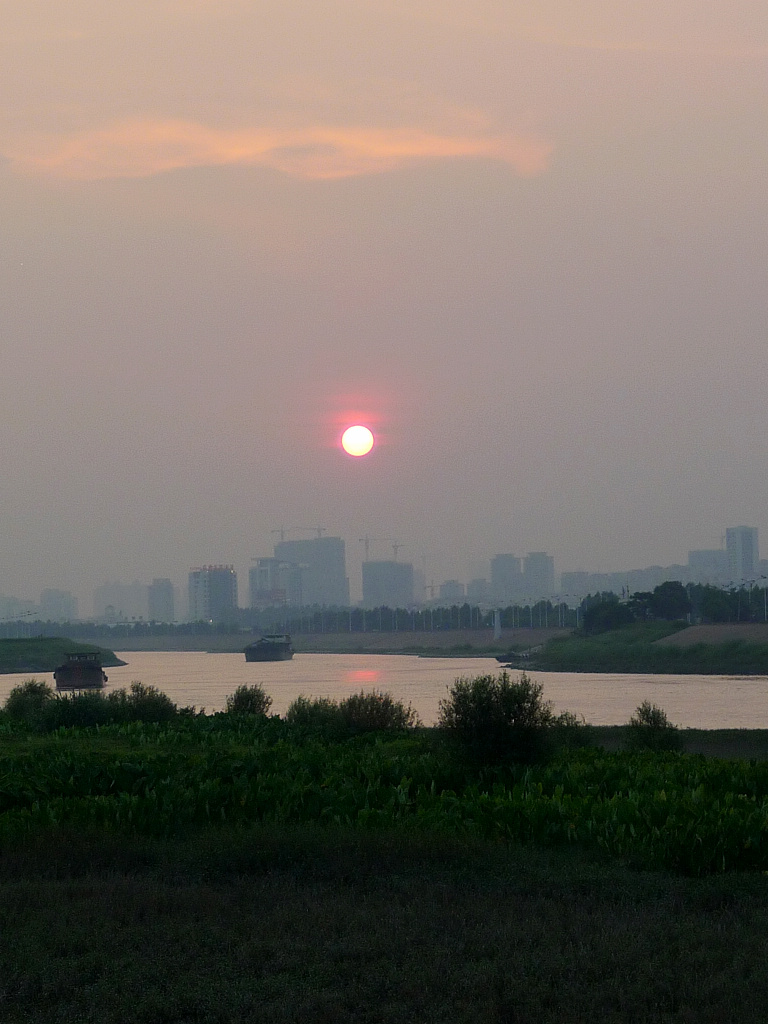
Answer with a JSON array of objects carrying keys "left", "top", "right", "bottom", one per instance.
[{"left": 2, "top": 3, "right": 767, "bottom": 610}]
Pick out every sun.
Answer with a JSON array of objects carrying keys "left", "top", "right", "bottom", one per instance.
[{"left": 341, "top": 424, "right": 374, "bottom": 457}]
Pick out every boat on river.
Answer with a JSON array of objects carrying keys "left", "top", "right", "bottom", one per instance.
[
  {"left": 53, "top": 652, "right": 108, "bottom": 691},
  {"left": 244, "top": 634, "right": 294, "bottom": 662}
]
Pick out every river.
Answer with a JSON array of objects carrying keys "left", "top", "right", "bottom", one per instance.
[{"left": 2, "top": 651, "right": 768, "bottom": 728}]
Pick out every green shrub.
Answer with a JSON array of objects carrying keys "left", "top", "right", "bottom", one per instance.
[
  {"left": 438, "top": 671, "right": 555, "bottom": 763},
  {"left": 225, "top": 684, "right": 273, "bottom": 716},
  {"left": 285, "top": 691, "right": 419, "bottom": 737},
  {"left": 285, "top": 695, "right": 345, "bottom": 737},
  {"left": 3, "top": 679, "right": 55, "bottom": 727},
  {"left": 43, "top": 691, "right": 113, "bottom": 730},
  {"left": 625, "top": 700, "right": 683, "bottom": 752},
  {"left": 106, "top": 682, "right": 178, "bottom": 724},
  {"left": 338, "top": 691, "right": 420, "bottom": 734},
  {"left": 551, "top": 710, "right": 594, "bottom": 750}
]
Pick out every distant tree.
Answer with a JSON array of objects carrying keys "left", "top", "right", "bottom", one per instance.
[
  {"left": 627, "top": 591, "right": 654, "bottom": 620},
  {"left": 650, "top": 581, "right": 691, "bottom": 621},
  {"left": 582, "top": 599, "right": 635, "bottom": 635}
]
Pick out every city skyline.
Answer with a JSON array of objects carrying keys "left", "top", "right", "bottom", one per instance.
[{"left": 1, "top": 523, "right": 764, "bottom": 621}]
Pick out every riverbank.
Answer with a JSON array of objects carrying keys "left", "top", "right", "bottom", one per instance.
[
  {"left": 526, "top": 622, "right": 768, "bottom": 674},
  {"left": 0, "top": 637, "right": 125, "bottom": 674},
  {"left": 75, "top": 627, "right": 570, "bottom": 657}
]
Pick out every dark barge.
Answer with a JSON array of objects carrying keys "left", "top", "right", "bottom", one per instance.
[
  {"left": 53, "top": 652, "right": 108, "bottom": 691},
  {"left": 244, "top": 634, "right": 294, "bottom": 662}
]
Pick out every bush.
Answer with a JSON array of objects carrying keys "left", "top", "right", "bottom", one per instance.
[
  {"left": 551, "top": 710, "right": 594, "bottom": 750},
  {"left": 4, "top": 679, "right": 55, "bottom": 727},
  {"left": 43, "top": 691, "right": 113, "bottom": 730},
  {"left": 106, "top": 682, "right": 178, "bottom": 724},
  {"left": 626, "top": 700, "right": 683, "bottom": 752},
  {"left": 285, "top": 695, "right": 345, "bottom": 737},
  {"left": 338, "top": 690, "right": 420, "bottom": 734},
  {"left": 225, "top": 684, "right": 273, "bottom": 716},
  {"left": 438, "top": 671, "right": 555, "bottom": 764},
  {"left": 285, "top": 691, "right": 419, "bottom": 737}
]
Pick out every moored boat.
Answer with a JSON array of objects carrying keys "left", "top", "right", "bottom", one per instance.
[
  {"left": 244, "top": 634, "right": 294, "bottom": 662},
  {"left": 53, "top": 652, "right": 108, "bottom": 691}
]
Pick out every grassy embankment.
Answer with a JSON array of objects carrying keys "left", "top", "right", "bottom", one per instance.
[
  {"left": 3, "top": 710, "right": 768, "bottom": 1021},
  {"left": 0, "top": 637, "right": 125, "bottom": 674},
  {"left": 527, "top": 621, "right": 768, "bottom": 674}
]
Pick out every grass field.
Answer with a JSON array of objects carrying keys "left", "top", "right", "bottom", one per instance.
[{"left": 3, "top": 828, "right": 768, "bottom": 1023}]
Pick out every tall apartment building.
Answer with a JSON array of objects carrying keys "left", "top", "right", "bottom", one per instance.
[
  {"left": 273, "top": 537, "right": 349, "bottom": 606},
  {"left": 249, "top": 558, "right": 303, "bottom": 607},
  {"left": 148, "top": 578, "right": 175, "bottom": 622},
  {"left": 93, "top": 581, "right": 148, "bottom": 621},
  {"left": 39, "top": 589, "right": 78, "bottom": 622},
  {"left": 362, "top": 561, "right": 414, "bottom": 608},
  {"left": 188, "top": 566, "right": 238, "bottom": 622},
  {"left": 490, "top": 554, "right": 523, "bottom": 603},
  {"left": 726, "top": 527, "right": 759, "bottom": 583},
  {"left": 688, "top": 550, "right": 727, "bottom": 586},
  {"left": 523, "top": 552, "right": 555, "bottom": 599}
]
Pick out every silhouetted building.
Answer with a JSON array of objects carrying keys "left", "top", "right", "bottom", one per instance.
[
  {"left": 491, "top": 554, "right": 523, "bottom": 602},
  {"left": 439, "top": 580, "right": 465, "bottom": 602},
  {"left": 523, "top": 552, "right": 555, "bottom": 598},
  {"left": 726, "top": 527, "right": 758, "bottom": 584},
  {"left": 249, "top": 558, "right": 303, "bottom": 607},
  {"left": 466, "top": 578, "right": 491, "bottom": 604},
  {"left": 188, "top": 566, "right": 238, "bottom": 622},
  {"left": 39, "top": 589, "right": 78, "bottom": 622},
  {"left": 148, "top": 578, "right": 174, "bottom": 622},
  {"left": 362, "top": 561, "right": 414, "bottom": 608},
  {"left": 273, "top": 537, "right": 349, "bottom": 606},
  {"left": 688, "top": 550, "right": 727, "bottom": 586},
  {"left": 93, "top": 581, "right": 148, "bottom": 621}
]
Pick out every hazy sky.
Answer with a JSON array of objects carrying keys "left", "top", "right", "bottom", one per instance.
[{"left": 1, "top": 1, "right": 767, "bottom": 607}]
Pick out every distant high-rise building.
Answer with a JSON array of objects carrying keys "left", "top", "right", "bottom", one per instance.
[
  {"left": 39, "top": 589, "right": 78, "bottom": 622},
  {"left": 688, "top": 550, "right": 727, "bottom": 586},
  {"left": 491, "top": 554, "right": 523, "bottom": 603},
  {"left": 466, "top": 578, "right": 492, "bottom": 604},
  {"left": 362, "top": 561, "right": 414, "bottom": 608},
  {"left": 726, "top": 527, "right": 758, "bottom": 583},
  {"left": 523, "top": 552, "right": 555, "bottom": 598},
  {"left": 273, "top": 537, "right": 349, "bottom": 606},
  {"left": 148, "top": 579, "right": 175, "bottom": 622},
  {"left": 439, "top": 580, "right": 465, "bottom": 603},
  {"left": 249, "top": 558, "right": 303, "bottom": 607},
  {"left": 188, "top": 566, "right": 238, "bottom": 622},
  {"left": 93, "top": 581, "right": 148, "bottom": 621}
]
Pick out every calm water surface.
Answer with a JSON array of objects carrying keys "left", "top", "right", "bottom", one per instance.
[{"left": 2, "top": 652, "right": 768, "bottom": 728}]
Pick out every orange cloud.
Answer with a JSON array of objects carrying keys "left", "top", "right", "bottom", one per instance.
[{"left": 5, "top": 119, "right": 552, "bottom": 180}]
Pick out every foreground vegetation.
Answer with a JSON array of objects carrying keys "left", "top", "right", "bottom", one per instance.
[
  {"left": 4, "top": 676, "right": 768, "bottom": 1020},
  {"left": 0, "top": 676, "right": 765, "bottom": 876}
]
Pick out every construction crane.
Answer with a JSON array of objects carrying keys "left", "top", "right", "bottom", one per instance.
[
  {"left": 391, "top": 543, "right": 403, "bottom": 561},
  {"left": 359, "top": 536, "right": 383, "bottom": 561},
  {"left": 270, "top": 527, "right": 288, "bottom": 543}
]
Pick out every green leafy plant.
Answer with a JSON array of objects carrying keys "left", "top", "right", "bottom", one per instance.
[{"left": 225, "top": 684, "right": 273, "bottom": 716}]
